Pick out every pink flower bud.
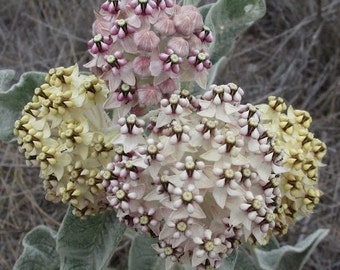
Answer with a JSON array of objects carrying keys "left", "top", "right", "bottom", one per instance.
[
  {"left": 138, "top": 85, "right": 162, "bottom": 106},
  {"left": 167, "top": 37, "right": 189, "bottom": 57},
  {"left": 133, "top": 56, "right": 151, "bottom": 76},
  {"left": 134, "top": 30, "right": 160, "bottom": 52},
  {"left": 153, "top": 17, "right": 176, "bottom": 36},
  {"left": 174, "top": 6, "right": 203, "bottom": 36},
  {"left": 157, "top": 78, "right": 178, "bottom": 95}
]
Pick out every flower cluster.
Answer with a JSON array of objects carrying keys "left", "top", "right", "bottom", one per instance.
[
  {"left": 257, "top": 97, "right": 327, "bottom": 235},
  {"left": 86, "top": 0, "right": 213, "bottom": 116},
  {"left": 13, "top": 65, "right": 116, "bottom": 217},
  {"left": 13, "top": 0, "right": 327, "bottom": 269},
  {"left": 101, "top": 83, "right": 326, "bottom": 269},
  {"left": 13, "top": 63, "right": 326, "bottom": 268}
]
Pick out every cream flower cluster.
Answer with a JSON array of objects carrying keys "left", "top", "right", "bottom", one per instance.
[
  {"left": 86, "top": 0, "right": 213, "bottom": 116},
  {"left": 258, "top": 97, "right": 326, "bottom": 235},
  {"left": 14, "top": 65, "right": 116, "bottom": 217},
  {"left": 101, "top": 83, "right": 326, "bottom": 269}
]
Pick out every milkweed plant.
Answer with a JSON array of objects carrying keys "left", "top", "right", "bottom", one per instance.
[{"left": 0, "top": 0, "right": 329, "bottom": 269}]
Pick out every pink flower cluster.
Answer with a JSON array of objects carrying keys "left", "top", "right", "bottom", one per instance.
[
  {"left": 102, "top": 84, "right": 285, "bottom": 269},
  {"left": 86, "top": 0, "right": 213, "bottom": 116}
]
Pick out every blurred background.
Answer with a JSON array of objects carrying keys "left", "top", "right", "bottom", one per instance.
[{"left": 0, "top": 0, "right": 339, "bottom": 269}]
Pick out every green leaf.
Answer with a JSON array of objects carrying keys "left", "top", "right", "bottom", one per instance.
[
  {"left": 199, "top": 3, "right": 214, "bottom": 21},
  {"left": 0, "top": 70, "right": 45, "bottom": 141},
  {"left": 205, "top": 0, "right": 266, "bottom": 63},
  {"left": 13, "top": 225, "right": 59, "bottom": 270},
  {"left": 173, "top": 264, "right": 194, "bottom": 270},
  {"left": 207, "top": 56, "right": 228, "bottom": 85},
  {"left": 235, "top": 248, "right": 258, "bottom": 270},
  {"left": 59, "top": 257, "right": 95, "bottom": 270},
  {"left": 0, "top": 69, "right": 15, "bottom": 92},
  {"left": 128, "top": 234, "right": 164, "bottom": 270},
  {"left": 253, "top": 229, "right": 329, "bottom": 270},
  {"left": 218, "top": 250, "right": 238, "bottom": 269},
  {"left": 257, "top": 236, "right": 280, "bottom": 252},
  {"left": 181, "top": 0, "right": 201, "bottom": 6},
  {"left": 57, "top": 206, "right": 126, "bottom": 270}
]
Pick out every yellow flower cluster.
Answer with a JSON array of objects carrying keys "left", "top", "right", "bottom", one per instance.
[
  {"left": 258, "top": 96, "right": 326, "bottom": 235},
  {"left": 13, "top": 65, "right": 116, "bottom": 217}
]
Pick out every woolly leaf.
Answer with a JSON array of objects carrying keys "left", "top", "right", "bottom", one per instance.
[
  {"left": 0, "top": 69, "right": 15, "bottom": 92},
  {"left": 219, "top": 250, "right": 238, "bottom": 269},
  {"left": 57, "top": 206, "right": 126, "bottom": 270},
  {"left": 13, "top": 225, "right": 59, "bottom": 270},
  {"left": 233, "top": 247, "right": 258, "bottom": 270},
  {"left": 176, "top": 264, "right": 195, "bottom": 270},
  {"left": 257, "top": 236, "right": 280, "bottom": 252},
  {"left": 181, "top": 0, "right": 201, "bottom": 6},
  {"left": 205, "top": 0, "right": 266, "bottom": 63},
  {"left": 254, "top": 229, "right": 329, "bottom": 270},
  {"left": 199, "top": 3, "right": 214, "bottom": 21},
  {"left": 0, "top": 70, "right": 45, "bottom": 141},
  {"left": 207, "top": 56, "right": 228, "bottom": 85},
  {"left": 128, "top": 234, "right": 164, "bottom": 270}
]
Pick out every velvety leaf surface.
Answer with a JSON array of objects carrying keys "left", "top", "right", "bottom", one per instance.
[
  {"left": 233, "top": 247, "right": 258, "bottom": 270},
  {"left": 205, "top": 0, "right": 266, "bottom": 63},
  {"left": 128, "top": 234, "right": 165, "bottom": 270},
  {"left": 257, "top": 236, "right": 280, "bottom": 252},
  {"left": 57, "top": 206, "right": 126, "bottom": 270},
  {"left": 13, "top": 225, "right": 59, "bottom": 270},
  {"left": 219, "top": 250, "right": 239, "bottom": 269},
  {"left": 0, "top": 70, "right": 45, "bottom": 141},
  {"left": 199, "top": 3, "right": 214, "bottom": 21},
  {"left": 254, "top": 229, "right": 329, "bottom": 270},
  {"left": 181, "top": 0, "right": 201, "bottom": 6}
]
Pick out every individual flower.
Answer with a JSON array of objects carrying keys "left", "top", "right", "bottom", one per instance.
[
  {"left": 129, "top": 0, "right": 158, "bottom": 16},
  {"left": 101, "top": 0, "right": 122, "bottom": 14},
  {"left": 113, "top": 114, "right": 146, "bottom": 152},
  {"left": 101, "top": 52, "right": 136, "bottom": 92},
  {"left": 195, "top": 26, "right": 214, "bottom": 43},
  {"left": 88, "top": 34, "right": 113, "bottom": 54},
  {"left": 188, "top": 226, "right": 227, "bottom": 268},
  {"left": 152, "top": 240, "right": 184, "bottom": 270}
]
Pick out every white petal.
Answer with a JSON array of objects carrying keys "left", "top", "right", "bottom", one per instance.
[
  {"left": 204, "top": 229, "right": 212, "bottom": 239},
  {"left": 173, "top": 199, "right": 183, "bottom": 208},
  {"left": 200, "top": 149, "right": 220, "bottom": 162},
  {"left": 193, "top": 237, "right": 204, "bottom": 245},
  {"left": 248, "top": 211, "right": 257, "bottom": 221},
  {"left": 212, "top": 188, "right": 227, "bottom": 208}
]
